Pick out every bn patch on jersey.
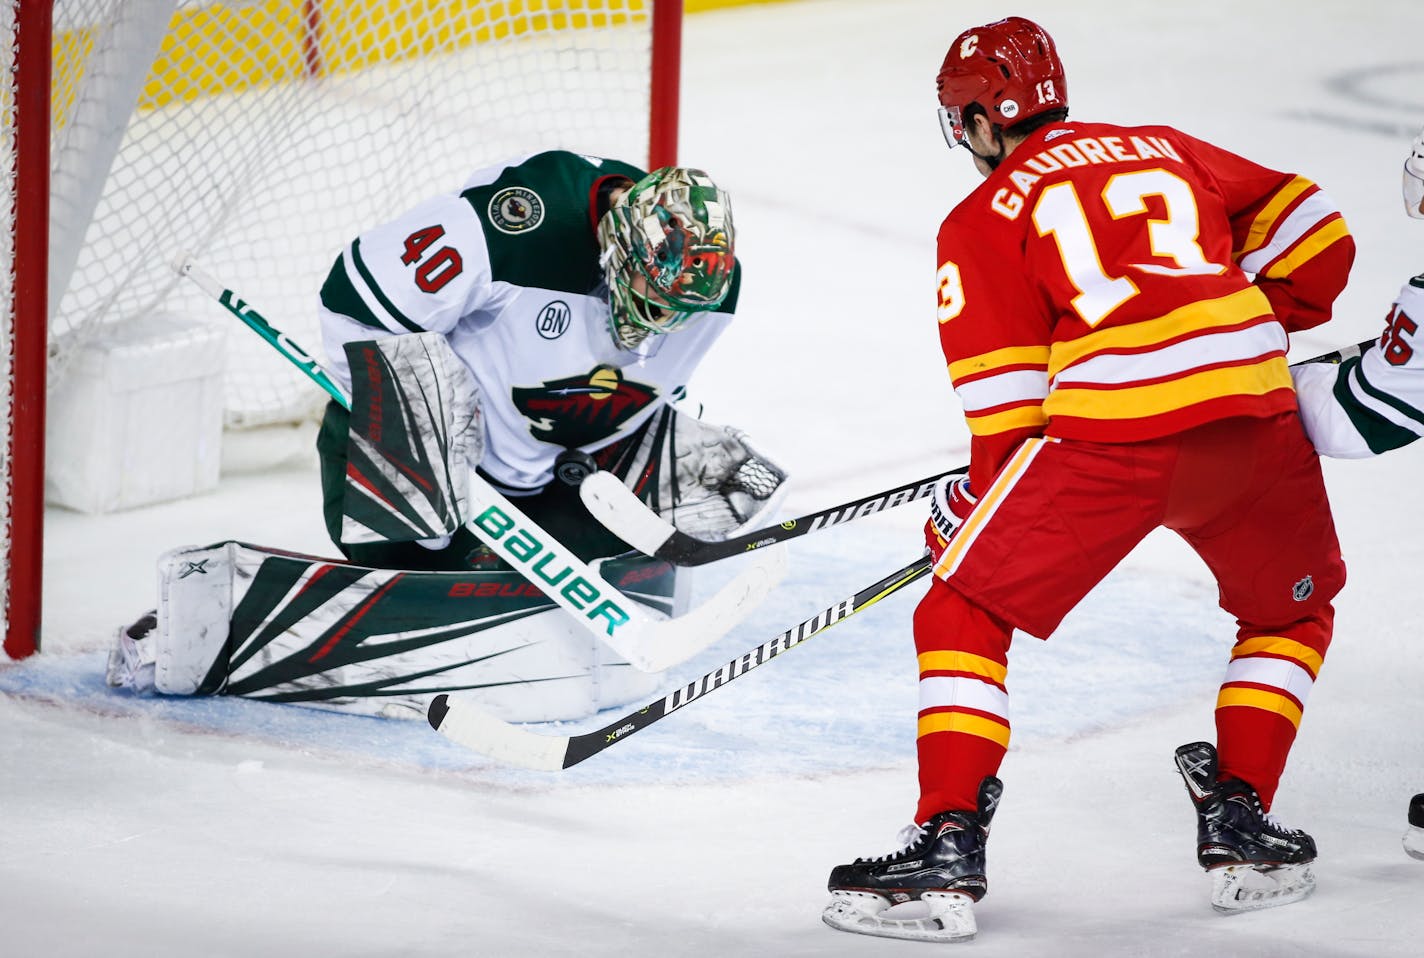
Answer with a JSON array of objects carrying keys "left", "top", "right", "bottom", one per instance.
[{"left": 488, "top": 186, "right": 545, "bottom": 234}]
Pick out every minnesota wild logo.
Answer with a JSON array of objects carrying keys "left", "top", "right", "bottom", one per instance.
[{"left": 512, "top": 365, "right": 658, "bottom": 447}]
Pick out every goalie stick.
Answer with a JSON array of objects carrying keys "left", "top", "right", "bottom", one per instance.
[
  {"left": 579, "top": 337, "right": 1377, "bottom": 566},
  {"left": 428, "top": 554, "right": 933, "bottom": 770},
  {"left": 176, "top": 257, "right": 787, "bottom": 674}
]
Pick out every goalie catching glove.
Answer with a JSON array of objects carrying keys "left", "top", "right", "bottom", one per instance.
[
  {"left": 924, "top": 474, "right": 977, "bottom": 562},
  {"left": 599, "top": 404, "right": 789, "bottom": 541}
]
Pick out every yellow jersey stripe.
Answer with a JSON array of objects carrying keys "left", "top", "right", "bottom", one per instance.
[
  {"left": 948, "top": 345, "right": 1051, "bottom": 383},
  {"left": 965, "top": 404, "right": 1049, "bottom": 437},
  {"left": 1048, "top": 287, "right": 1271, "bottom": 376},
  {"left": 1255, "top": 217, "right": 1350, "bottom": 280},
  {"left": 1238, "top": 176, "right": 1313, "bottom": 258},
  {"left": 1044, "top": 357, "right": 1291, "bottom": 422}
]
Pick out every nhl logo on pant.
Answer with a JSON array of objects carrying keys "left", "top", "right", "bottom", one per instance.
[{"left": 1291, "top": 575, "right": 1314, "bottom": 601}]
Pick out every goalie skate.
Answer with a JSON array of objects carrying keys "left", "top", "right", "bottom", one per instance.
[
  {"left": 1404, "top": 794, "right": 1424, "bottom": 861},
  {"left": 1174, "top": 741, "right": 1318, "bottom": 914},
  {"left": 822, "top": 776, "right": 1000, "bottom": 943}
]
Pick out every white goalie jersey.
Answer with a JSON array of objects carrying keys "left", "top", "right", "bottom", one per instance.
[
  {"left": 317, "top": 150, "right": 736, "bottom": 495},
  {"left": 1293, "top": 274, "right": 1424, "bottom": 458}
]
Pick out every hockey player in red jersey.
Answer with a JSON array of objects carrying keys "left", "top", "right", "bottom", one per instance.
[{"left": 822, "top": 17, "right": 1353, "bottom": 941}]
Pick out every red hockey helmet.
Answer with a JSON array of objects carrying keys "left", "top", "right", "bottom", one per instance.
[{"left": 936, "top": 17, "right": 1066, "bottom": 149}]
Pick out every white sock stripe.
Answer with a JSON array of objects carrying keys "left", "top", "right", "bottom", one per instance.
[
  {"left": 917, "top": 674, "right": 1010, "bottom": 721},
  {"left": 1222, "top": 656, "right": 1316, "bottom": 704}
]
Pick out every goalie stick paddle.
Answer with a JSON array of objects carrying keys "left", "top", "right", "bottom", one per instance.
[
  {"left": 427, "top": 554, "right": 934, "bottom": 770},
  {"left": 175, "top": 257, "right": 787, "bottom": 674},
  {"left": 579, "top": 336, "right": 1378, "bottom": 567}
]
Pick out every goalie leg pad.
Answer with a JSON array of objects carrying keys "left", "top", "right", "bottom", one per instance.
[
  {"left": 125, "top": 541, "right": 674, "bottom": 722},
  {"left": 341, "top": 333, "right": 484, "bottom": 545}
]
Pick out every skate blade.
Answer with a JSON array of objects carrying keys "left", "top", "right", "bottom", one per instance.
[
  {"left": 1209, "top": 862, "right": 1315, "bottom": 913},
  {"left": 822, "top": 890, "right": 976, "bottom": 942},
  {"left": 1403, "top": 826, "right": 1424, "bottom": 861}
]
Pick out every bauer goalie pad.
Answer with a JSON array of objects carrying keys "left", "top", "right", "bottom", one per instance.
[
  {"left": 340, "top": 333, "right": 483, "bottom": 545},
  {"left": 105, "top": 540, "right": 685, "bottom": 722},
  {"left": 603, "top": 405, "right": 790, "bottom": 541}
]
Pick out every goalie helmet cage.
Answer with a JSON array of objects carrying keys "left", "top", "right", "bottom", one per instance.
[{"left": 0, "top": 0, "right": 684, "bottom": 660}]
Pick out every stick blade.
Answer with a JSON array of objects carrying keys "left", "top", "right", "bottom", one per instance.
[
  {"left": 631, "top": 544, "right": 789, "bottom": 673},
  {"left": 578, "top": 471, "right": 677, "bottom": 556},
  {"left": 427, "top": 693, "right": 570, "bottom": 771}
]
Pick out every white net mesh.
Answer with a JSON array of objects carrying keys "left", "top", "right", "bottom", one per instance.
[{"left": 49, "top": 0, "right": 656, "bottom": 426}]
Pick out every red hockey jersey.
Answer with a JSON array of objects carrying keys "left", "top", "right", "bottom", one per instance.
[{"left": 936, "top": 121, "right": 1354, "bottom": 488}]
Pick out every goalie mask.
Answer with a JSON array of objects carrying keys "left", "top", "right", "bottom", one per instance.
[{"left": 597, "top": 167, "right": 736, "bottom": 350}]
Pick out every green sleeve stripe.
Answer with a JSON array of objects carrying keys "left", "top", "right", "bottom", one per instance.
[
  {"left": 319, "top": 256, "right": 386, "bottom": 331},
  {"left": 1334, "top": 356, "right": 1424, "bottom": 454},
  {"left": 350, "top": 238, "right": 423, "bottom": 333}
]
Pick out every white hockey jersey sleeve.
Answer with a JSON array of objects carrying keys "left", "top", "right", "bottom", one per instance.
[
  {"left": 330, "top": 192, "right": 495, "bottom": 336},
  {"left": 1293, "top": 274, "right": 1424, "bottom": 458}
]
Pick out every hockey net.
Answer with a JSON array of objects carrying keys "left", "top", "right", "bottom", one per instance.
[{"left": 2, "top": 0, "right": 678, "bottom": 657}]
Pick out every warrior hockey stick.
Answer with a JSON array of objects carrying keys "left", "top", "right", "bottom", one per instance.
[
  {"left": 427, "top": 553, "right": 933, "bottom": 770},
  {"left": 176, "top": 258, "right": 786, "bottom": 674},
  {"left": 579, "top": 336, "right": 1378, "bottom": 566}
]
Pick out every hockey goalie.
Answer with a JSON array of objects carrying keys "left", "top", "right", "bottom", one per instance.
[{"left": 105, "top": 154, "right": 788, "bottom": 724}]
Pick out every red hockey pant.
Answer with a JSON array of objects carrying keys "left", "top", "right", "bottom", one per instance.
[{"left": 915, "top": 413, "right": 1343, "bottom": 822}]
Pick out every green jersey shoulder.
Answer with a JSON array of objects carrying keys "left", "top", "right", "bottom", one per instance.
[{"left": 462, "top": 151, "right": 647, "bottom": 295}]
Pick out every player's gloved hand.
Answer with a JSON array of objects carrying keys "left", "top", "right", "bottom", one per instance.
[
  {"left": 924, "top": 474, "right": 977, "bottom": 563},
  {"left": 1405, "top": 126, "right": 1424, "bottom": 220}
]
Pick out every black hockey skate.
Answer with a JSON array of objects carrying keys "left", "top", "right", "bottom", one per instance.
[
  {"left": 822, "top": 776, "right": 1001, "bottom": 943},
  {"left": 1404, "top": 793, "right": 1424, "bottom": 861},
  {"left": 1174, "top": 741, "right": 1316, "bottom": 912}
]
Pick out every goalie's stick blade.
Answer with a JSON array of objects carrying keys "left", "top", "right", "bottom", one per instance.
[
  {"left": 580, "top": 471, "right": 679, "bottom": 557},
  {"left": 620, "top": 543, "right": 788, "bottom": 673},
  {"left": 427, "top": 555, "right": 932, "bottom": 770}
]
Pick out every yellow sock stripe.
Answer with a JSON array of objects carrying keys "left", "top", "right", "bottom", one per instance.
[
  {"left": 917, "top": 650, "right": 1008, "bottom": 685},
  {"left": 917, "top": 710, "right": 1012, "bottom": 748},
  {"left": 1216, "top": 686, "right": 1303, "bottom": 728},
  {"left": 1230, "top": 635, "right": 1324, "bottom": 677},
  {"left": 932, "top": 437, "right": 1047, "bottom": 579}
]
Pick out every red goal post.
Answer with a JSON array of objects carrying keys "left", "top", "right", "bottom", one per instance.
[{"left": 1, "top": 0, "right": 683, "bottom": 660}]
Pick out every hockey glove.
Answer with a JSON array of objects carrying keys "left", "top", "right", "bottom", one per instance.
[
  {"left": 924, "top": 475, "right": 976, "bottom": 562},
  {"left": 1406, "top": 126, "right": 1424, "bottom": 220}
]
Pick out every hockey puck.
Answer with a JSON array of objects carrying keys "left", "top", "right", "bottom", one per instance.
[{"left": 554, "top": 449, "right": 598, "bottom": 486}]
